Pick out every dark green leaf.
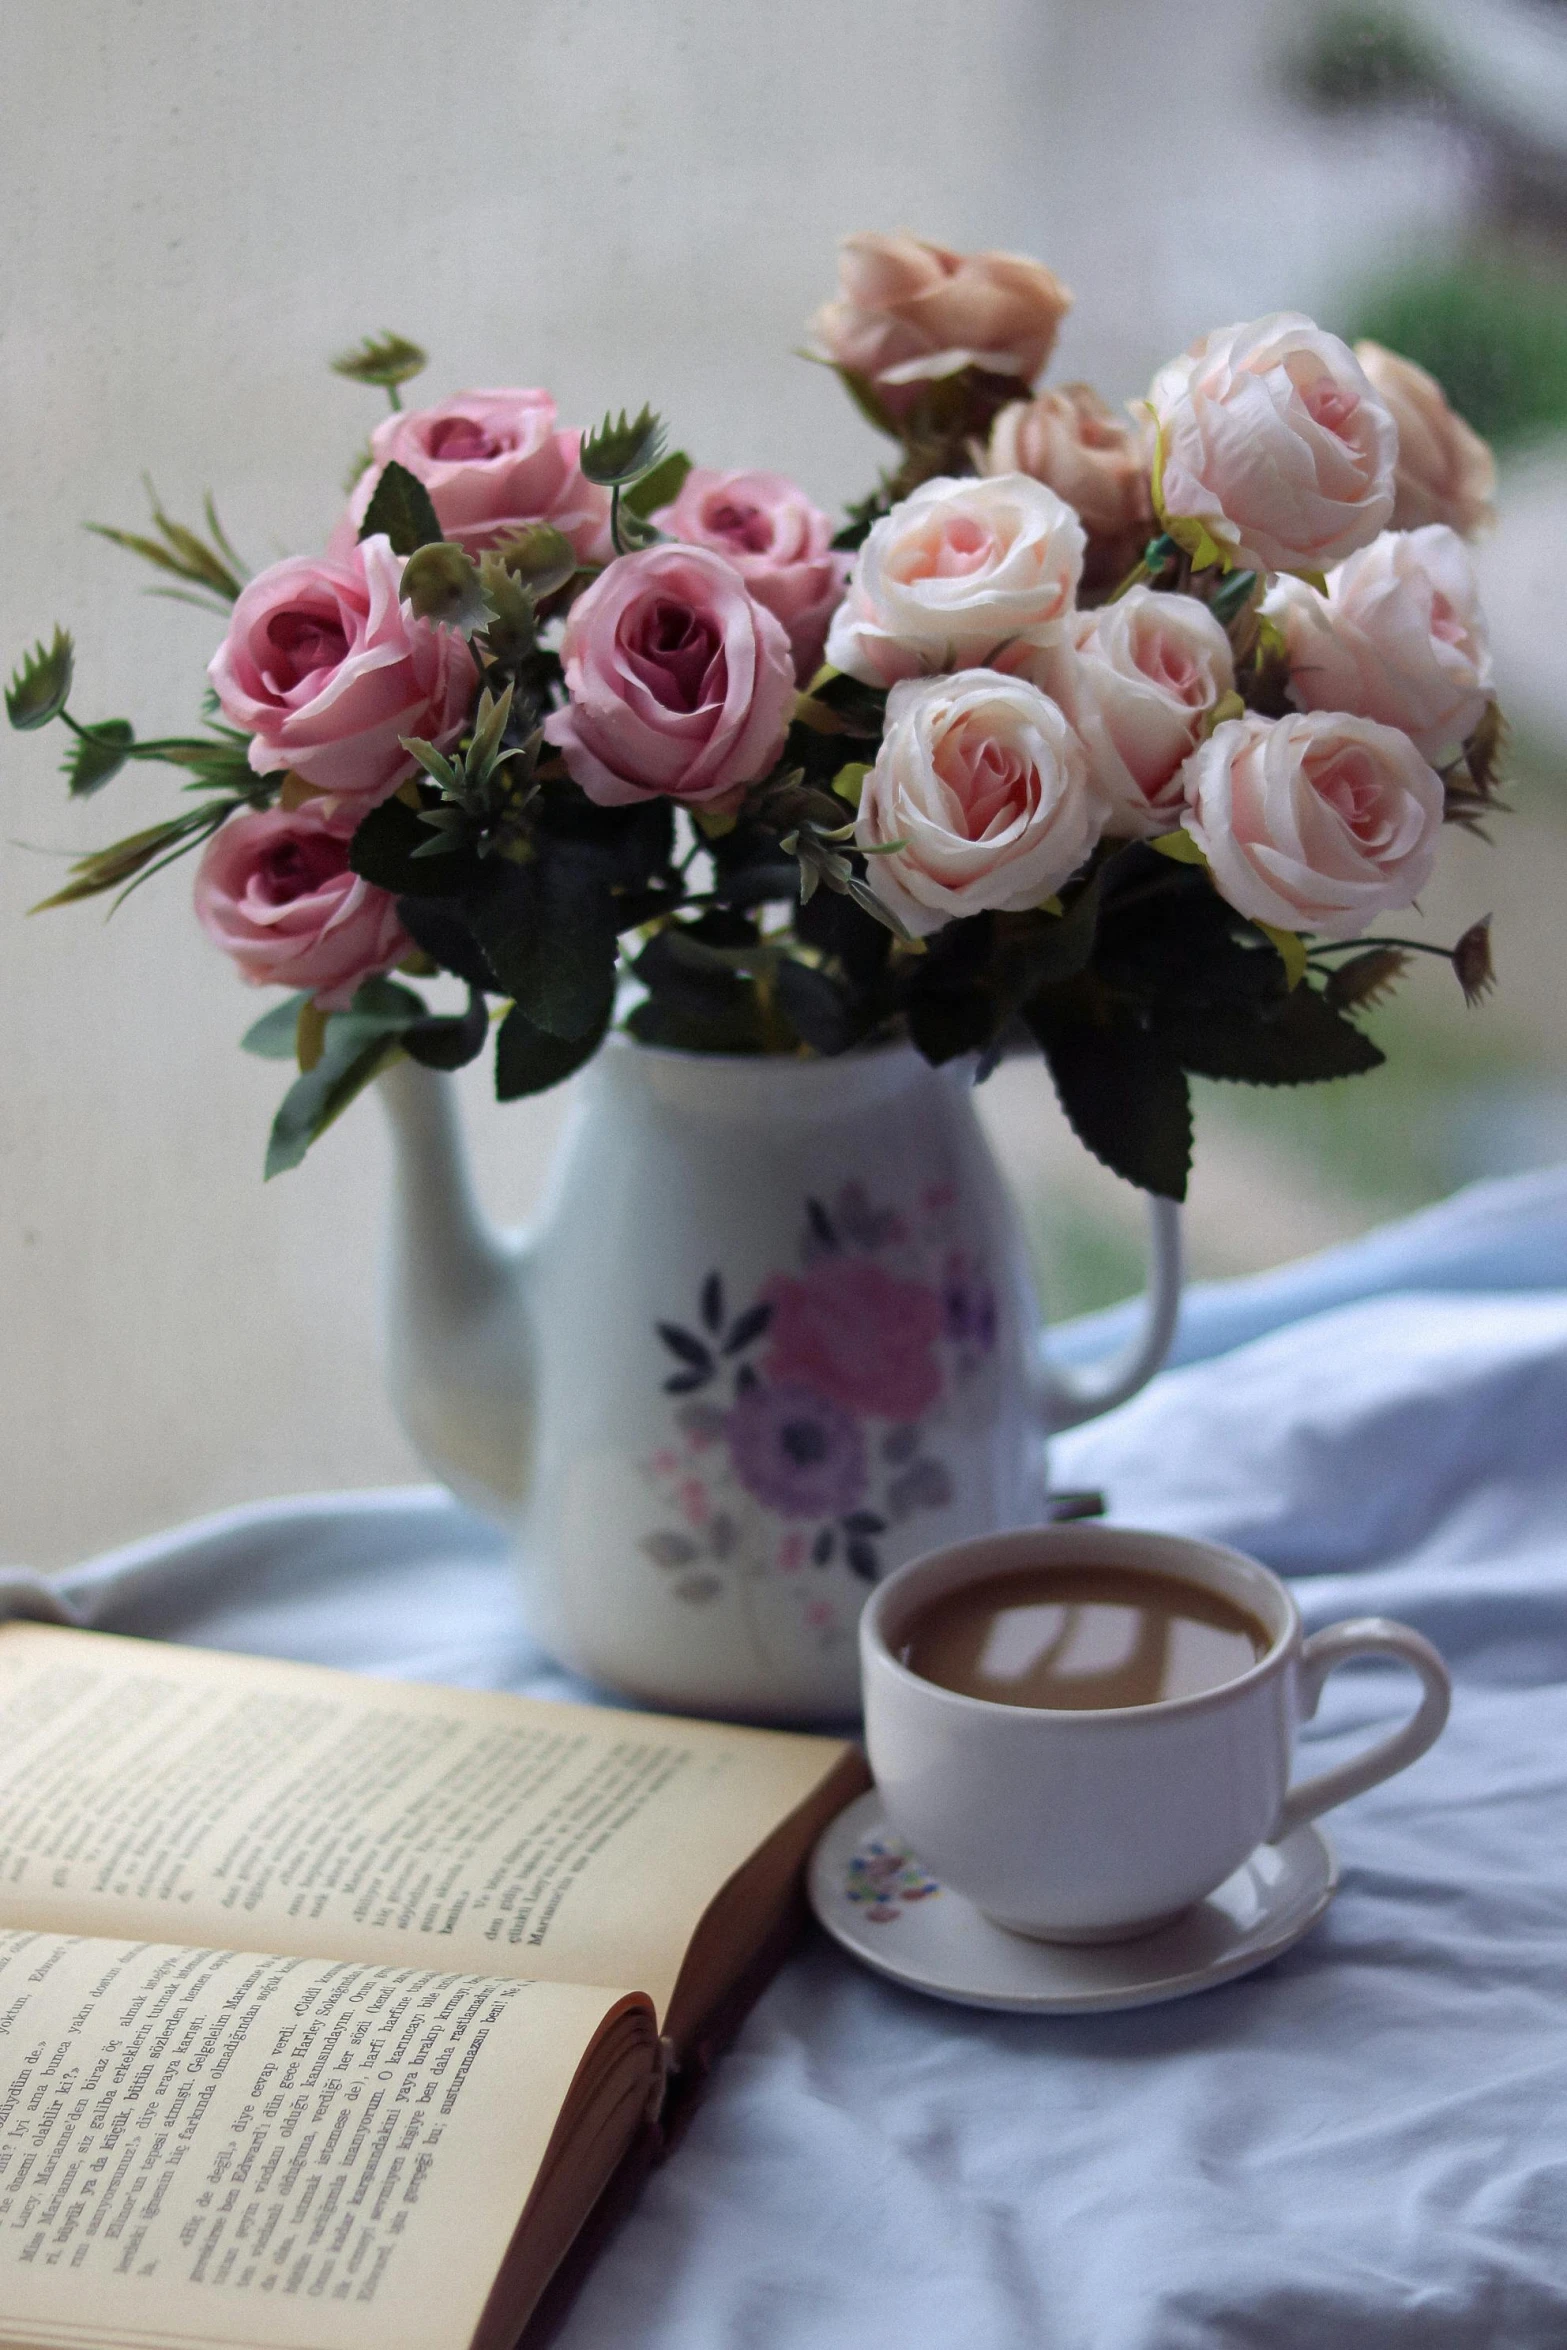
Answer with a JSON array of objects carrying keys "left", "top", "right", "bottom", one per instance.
[
  {"left": 580, "top": 406, "right": 666, "bottom": 487},
  {"left": 262, "top": 977, "right": 429, "bottom": 1175},
  {"left": 330, "top": 332, "right": 428, "bottom": 391},
  {"left": 472, "top": 858, "right": 619, "bottom": 1041},
  {"left": 831, "top": 366, "right": 902, "bottom": 440},
  {"left": 1208, "top": 569, "right": 1259, "bottom": 627},
  {"left": 774, "top": 957, "right": 861, "bottom": 1056},
  {"left": 358, "top": 461, "right": 443, "bottom": 555},
  {"left": 1160, "top": 986, "right": 1386, "bottom": 1085},
  {"left": 241, "top": 993, "right": 311, "bottom": 1059},
  {"left": 494, "top": 1000, "right": 607, "bottom": 1098},
  {"left": 1028, "top": 1005, "right": 1192, "bottom": 1200},
  {"left": 63, "top": 718, "right": 134, "bottom": 796},
  {"left": 7, "top": 629, "right": 73, "bottom": 730},
  {"left": 395, "top": 895, "right": 498, "bottom": 991},
  {"left": 621, "top": 451, "right": 692, "bottom": 520},
  {"left": 349, "top": 794, "right": 481, "bottom": 898},
  {"left": 402, "top": 987, "right": 490, "bottom": 1072}
]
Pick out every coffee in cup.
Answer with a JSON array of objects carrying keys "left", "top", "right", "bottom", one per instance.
[
  {"left": 898, "top": 1564, "right": 1271, "bottom": 1711},
  {"left": 860, "top": 1525, "right": 1451, "bottom": 1944}
]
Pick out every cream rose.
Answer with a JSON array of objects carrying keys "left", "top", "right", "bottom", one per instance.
[
  {"left": 1180, "top": 710, "right": 1444, "bottom": 940},
  {"left": 811, "top": 233, "right": 1071, "bottom": 421},
  {"left": 984, "top": 385, "right": 1155, "bottom": 590},
  {"left": 826, "top": 473, "right": 1084, "bottom": 688},
  {"left": 1149, "top": 314, "right": 1397, "bottom": 576},
  {"left": 1354, "top": 342, "right": 1497, "bottom": 539},
  {"left": 855, "top": 670, "right": 1108, "bottom": 936},
  {"left": 1026, "top": 587, "right": 1235, "bottom": 838},
  {"left": 1266, "top": 525, "right": 1493, "bottom": 764}
]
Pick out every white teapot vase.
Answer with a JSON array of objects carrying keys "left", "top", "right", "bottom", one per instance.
[{"left": 378, "top": 1037, "right": 1180, "bottom": 1721}]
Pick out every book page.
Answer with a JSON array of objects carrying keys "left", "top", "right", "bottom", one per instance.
[
  {"left": 0, "top": 1927, "right": 652, "bottom": 2350},
  {"left": 0, "top": 1626, "right": 852, "bottom": 2030}
]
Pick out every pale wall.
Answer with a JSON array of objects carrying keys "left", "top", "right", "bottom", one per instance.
[{"left": 0, "top": 1, "right": 1476, "bottom": 1566}]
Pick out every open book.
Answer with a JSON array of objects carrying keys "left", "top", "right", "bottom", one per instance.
[{"left": 0, "top": 1622, "right": 864, "bottom": 2350}]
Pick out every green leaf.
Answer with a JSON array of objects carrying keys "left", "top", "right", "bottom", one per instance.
[
  {"left": 330, "top": 332, "right": 428, "bottom": 391},
  {"left": 358, "top": 461, "right": 443, "bottom": 555},
  {"left": 7, "top": 629, "right": 73, "bottom": 730},
  {"left": 28, "top": 800, "right": 235, "bottom": 911},
  {"left": 774, "top": 958, "right": 861, "bottom": 1055},
  {"left": 487, "top": 523, "right": 577, "bottom": 599},
  {"left": 89, "top": 481, "right": 245, "bottom": 601},
  {"left": 621, "top": 451, "right": 692, "bottom": 520},
  {"left": 348, "top": 793, "right": 480, "bottom": 898},
  {"left": 580, "top": 406, "right": 667, "bottom": 487},
  {"left": 241, "top": 993, "right": 312, "bottom": 1058},
  {"left": 395, "top": 896, "right": 497, "bottom": 992},
  {"left": 400, "top": 542, "right": 494, "bottom": 633},
  {"left": 472, "top": 857, "right": 619, "bottom": 1040},
  {"left": 62, "top": 718, "right": 134, "bottom": 796},
  {"left": 261, "top": 978, "right": 429, "bottom": 1175},
  {"left": 1208, "top": 568, "right": 1260, "bottom": 627},
  {"left": 403, "top": 988, "right": 490, "bottom": 1072},
  {"left": 830, "top": 365, "right": 902, "bottom": 441},
  {"left": 1028, "top": 1005, "right": 1193, "bottom": 1201},
  {"left": 1159, "top": 985, "right": 1386, "bottom": 1086},
  {"left": 494, "top": 1000, "right": 608, "bottom": 1098}
]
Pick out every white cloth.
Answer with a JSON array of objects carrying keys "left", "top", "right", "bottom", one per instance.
[{"left": 37, "top": 1166, "right": 1567, "bottom": 2347}]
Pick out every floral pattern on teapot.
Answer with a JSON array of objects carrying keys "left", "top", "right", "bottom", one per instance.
[{"left": 638, "top": 1178, "right": 996, "bottom": 1651}]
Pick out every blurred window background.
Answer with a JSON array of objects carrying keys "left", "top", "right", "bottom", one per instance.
[{"left": 3, "top": 0, "right": 1564, "bottom": 1566}]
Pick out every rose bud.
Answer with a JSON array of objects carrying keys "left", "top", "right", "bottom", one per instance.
[
  {"left": 653, "top": 469, "right": 849, "bottom": 681},
  {"left": 544, "top": 544, "right": 795, "bottom": 807},
  {"left": 193, "top": 800, "right": 411, "bottom": 1008},
  {"left": 1354, "top": 342, "right": 1497, "bottom": 539},
  {"left": 826, "top": 474, "right": 1084, "bottom": 689},
  {"left": 984, "top": 385, "right": 1156, "bottom": 591},
  {"left": 1266, "top": 525, "right": 1493, "bottom": 764},
  {"left": 1023, "top": 586, "right": 1235, "bottom": 838},
  {"left": 208, "top": 536, "right": 476, "bottom": 807},
  {"left": 855, "top": 669, "right": 1109, "bottom": 936},
  {"left": 1180, "top": 709, "right": 1444, "bottom": 941},
  {"left": 1149, "top": 314, "right": 1397, "bottom": 577},
  {"left": 810, "top": 233, "right": 1072, "bottom": 422}
]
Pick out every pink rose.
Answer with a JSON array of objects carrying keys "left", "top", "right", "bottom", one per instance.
[
  {"left": 811, "top": 233, "right": 1072, "bottom": 421},
  {"left": 1354, "top": 343, "right": 1496, "bottom": 540},
  {"left": 544, "top": 544, "right": 795, "bottom": 807},
  {"left": 193, "top": 800, "right": 410, "bottom": 1009},
  {"left": 209, "top": 535, "right": 476, "bottom": 807},
  {"left": 653, "top": 468, "right": 849, "bottom": 681},
  {"left": 1149, "top": 314, "right": 1397, "bottom": 576},
  {"left": 984, "top": 384, "right": 1155, "bottom": 590},
  {"left": 1266, "top": 526, "right": 1493, "bottom": 763},
  {"left": 856, "top": 671, "right": 1108, "bottom": 937},
  {"left": 1025, "top": 587, "right": 1235, "bottom": 838},
  {"left": 342, "top": 389, "right": 612, "bottom": 562},
  {"left": 826, "top": 474, "right": 1084, "bottom": 689},
  {"left": 763, "top": 1257, "right": 944, "bottom": 1422},
  {"left": 1180, "top": 710, "right": 1444, "bottom": 941}
]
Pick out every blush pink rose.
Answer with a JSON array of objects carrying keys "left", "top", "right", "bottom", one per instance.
[
  {"left": 208, "top": 535, "right": 476, "bottom": 806},
  {"left": 826, "top": 474, "right": 1084, "bottom": 688},
  {"left": 1354, "top": 343, "right": 1496, "bottom": 539},
  {"left": 544, "top": 544, "right": 795, "bottom": 807},
  {"left": 1149, "top": 314, "right": 1397, "bottom": 576},
  {"left": 1025, "top": 587, "right": 1235, "bottom": 838},
  {"left": 193, "top": 800, "right": 410, "bottom": 1009},
  {"left": 856, "top": 671, "right": 1108, "bottom": 936},
  {"left": 653, "top": 468, "right": 849, "bottom": 681},
  {"left": 811, "top": 233, "right": 1072, "bottom": 421},
  {"left": 1266, "top": 525, "right": 1493, "bottom": 763},
  {"left": 763, "top": 1257, "right": 945, "bottom": 1422},
  {"left": 984, "top": 384, "right": 1156, "bottom": 591},
  {"left": 1180, "top": 709, "right": 1444, "bottom": 941},
  {"left": 341, "top": 389, "right": 612, "bottom": 562}
]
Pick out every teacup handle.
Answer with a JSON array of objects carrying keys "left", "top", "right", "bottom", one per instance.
[{"left": 1272, "top": 1617, "right": 1451, "bottom": 1841}]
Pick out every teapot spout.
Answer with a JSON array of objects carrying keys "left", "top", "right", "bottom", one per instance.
[{"left": 377, "top": 1057, "right": 534, "bottom": 1525}]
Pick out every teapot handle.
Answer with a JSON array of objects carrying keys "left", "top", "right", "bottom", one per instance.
[{"left": 1034, "top": 1197, "right": 1182, "bottom": 1433}]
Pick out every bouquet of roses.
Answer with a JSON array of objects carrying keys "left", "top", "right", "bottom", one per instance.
[{"left": 7, "top": 232, "right": 1502, "bottom": 1196}]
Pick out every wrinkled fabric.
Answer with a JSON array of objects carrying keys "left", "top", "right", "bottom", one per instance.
[{"left": 31, "top": 1162, "right": 1567, "bottom": 2346}]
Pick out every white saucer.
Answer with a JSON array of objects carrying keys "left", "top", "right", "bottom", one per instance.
[{"left": 807, "top": 1790, "right": 1338, "bottom": 2015}]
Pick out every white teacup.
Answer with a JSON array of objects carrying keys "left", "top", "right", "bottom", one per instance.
[{"left": 860, "top": 1524, "right": 1451, "bottom": 1944}]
